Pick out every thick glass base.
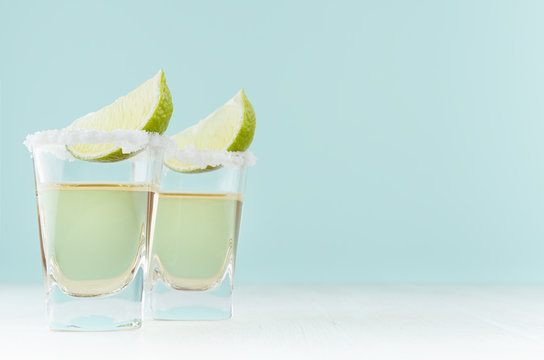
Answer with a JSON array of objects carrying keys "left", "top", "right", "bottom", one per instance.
[
  {"left": 151, "top": 273, "right": 232, "bottom": 320},
  {"left": 47, "top": 269, "right": 144, "bottom": 331}
]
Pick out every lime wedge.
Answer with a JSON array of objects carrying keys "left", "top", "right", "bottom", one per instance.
[
  {"left": 165, "top": 89, "right": 255, "bottom": 172},
  {"left": 67, "top": 69, "right": 173, "bottom": 162}
]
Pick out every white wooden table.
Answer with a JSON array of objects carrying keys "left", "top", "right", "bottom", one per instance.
[{"left": 2, "top": 284, "right": 544, "bottom": 359}]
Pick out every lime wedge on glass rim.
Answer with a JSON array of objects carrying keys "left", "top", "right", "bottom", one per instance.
[
  {"left": 67, "top": 69, "right": 173, "bottom": 162},
  {"left": 165, "top": 89, "right": 255, "bottom": 172}
]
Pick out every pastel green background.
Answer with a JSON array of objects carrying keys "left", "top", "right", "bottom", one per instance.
[{"left": 1, "top": 0, "right": 544, "bottom": 283}]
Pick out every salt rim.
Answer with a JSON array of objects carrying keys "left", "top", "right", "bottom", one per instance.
[
  {"left": 23, "top": 129, "right": 257, "bottom": 168},
  {"left": 164, "top": 145, "right": 257, "bottom": 170},
  {"left": 23, "top": 129, "right": 165, "bottom": 155}
]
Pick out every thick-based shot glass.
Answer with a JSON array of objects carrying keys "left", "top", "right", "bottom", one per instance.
[
  {"left": 149, "top": 150, "right": 255, "bottom": 320},
  {"left": 26, "top": 130, "right": 164, "bottom": 331}
]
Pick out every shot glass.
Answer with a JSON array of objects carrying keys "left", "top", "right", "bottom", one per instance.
[
  {"left": 149, "top": 152, "right": 254, "bottom": 320},
  {"left": 27, "top": 130, "right": 164, "bottom": 331}
]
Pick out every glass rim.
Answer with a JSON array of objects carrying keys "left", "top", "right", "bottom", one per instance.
[
  {"left": 163, "top": 146, "right": 257, "bottom": 171},
  {"left": 24, "top": 129, "right": 166, "bottom": 150},
  {"left": 24, "top": 128, "right": 257, "bottom": 168}
]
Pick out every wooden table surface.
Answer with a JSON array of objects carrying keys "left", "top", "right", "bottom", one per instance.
[{"left": 2, "top": 284, "right": 544, "bottom": 359}]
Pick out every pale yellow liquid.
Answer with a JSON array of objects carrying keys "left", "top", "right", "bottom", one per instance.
[
  {"left": 152, "top": 193, "right": 243, "bottom": 291},
  {"left": 37, "top": 184, "right": 157, "bottom": 297}
]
